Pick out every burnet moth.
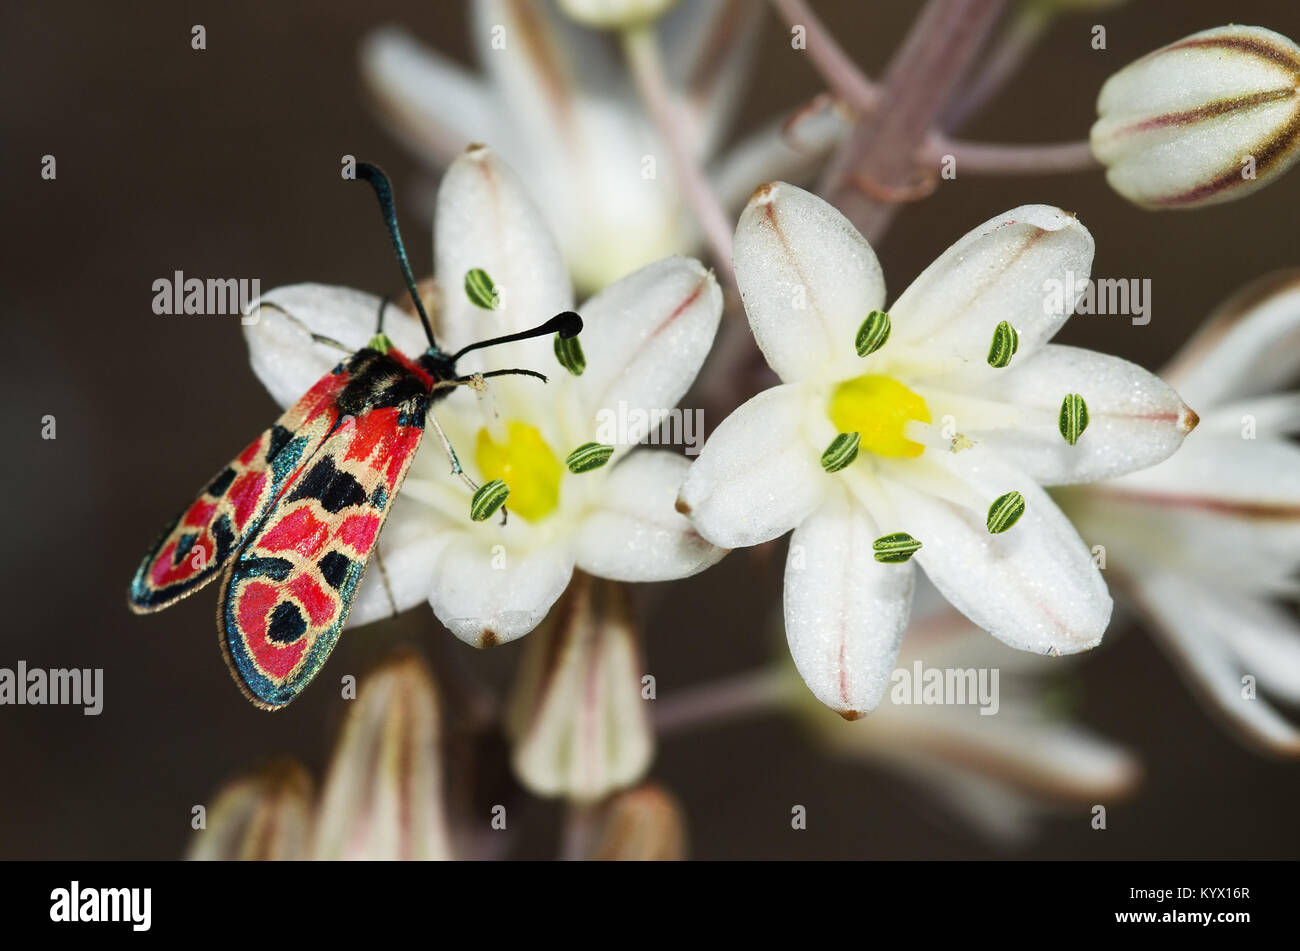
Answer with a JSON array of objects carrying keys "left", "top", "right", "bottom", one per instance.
[{"left": 128, "top": 163, "right": 582, "bottom": 710}]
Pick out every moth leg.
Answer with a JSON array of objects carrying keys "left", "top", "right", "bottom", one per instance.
[
  {"left": 253, "top": 300, "right": 350, "bottom": 353},
  {"left": 425, "top": 403, "right": 510, "bottom": 527}
]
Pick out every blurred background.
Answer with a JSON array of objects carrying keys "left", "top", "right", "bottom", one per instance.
[{"left": 3, "top": 0, "right": 1299, "bottom": 859}]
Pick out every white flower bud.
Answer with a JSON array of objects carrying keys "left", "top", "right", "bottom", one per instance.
[
  {"left": 1091, "top": 25, "right": 1300, "bottom": 208},
  {"left": 558, "top": 0, "right": 680, "bottom": 30},
  {"left": 187, "top": 761, "right": 313, "bottom": 861},
  {"left": 505, "top": 573, "right": 653, "bottom": 802},
  {"left": 312, "top": 652, "right": 453, "bottom": 860},
  {"left": 586, "top": 785, "right": 688, "bottom": 860}
]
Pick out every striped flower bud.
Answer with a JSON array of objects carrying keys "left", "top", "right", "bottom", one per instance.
[
  {"left": 1091, "top": 25, "right": 1300, "bottom": 209},
  {"left": 186, "top": 761, "right": 313, "bottom": 861},
  {"left": 505, "top": 573, "right": 653, "bottom": 802},
  {"left": 312, "top": 652, "right": 453, "bottom": 860},
  {"left": 586, "top": 785, "right": 688, "bottom": 861}
]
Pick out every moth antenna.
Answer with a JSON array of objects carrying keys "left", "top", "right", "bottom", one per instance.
[
  {"left": 254, "top": 300, "right": 350, "bottom": 354},
  {"left": 451, "top": 311, "right": 582, "bottom": 362},
  {"left": 355, "top": 163, "right": 437, "bottom": 350},
  {"left": 460, "top": 368, "right": 549, "bottom": 385}
]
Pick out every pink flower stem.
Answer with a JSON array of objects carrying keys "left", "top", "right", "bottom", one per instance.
[
  {"left": 655, "top": 668, "right": 794, "bottom": 735},
  {"left": 622, "top": 23, "right": 738, "bottom": 291},
  {"left": 768, "top": 0, "right": 880, "bottom": 111},
  {"left": 926, "top": 137, "right": 1100, "bottom": 175},
  {"left": 819, "top": 0, "right": 1007, "bottom": 243}
]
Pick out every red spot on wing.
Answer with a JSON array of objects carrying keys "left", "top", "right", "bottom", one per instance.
[
  {"left": 228, "top": 470, "right": 269, "bottom": 530},
  {"left": 237, "top": 435, "right": 264, "bottom": 467},
  {"left": 237, "top": 581, "right": 308, "bottom": 681},
  {"left": 258, "top": 506, "right": 331, "bottom": 558},
  {"left": 148, "top": 536, "right": 213, "bottom": 587},
  {"left": 338, "top": 512, "right": 381, "bottom": 553},
  {"left": 182, "top": 498, "right": 216, "bottom": 528},
  {"left": 287, "top": 574, "right": 335, "bottom": 626}
]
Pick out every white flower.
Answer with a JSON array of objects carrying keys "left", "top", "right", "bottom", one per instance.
[
  {"left": 360, "top": 0, "right": 759, "bottom": 291},
  {"left": 806, "top": 583, "right": 1138, "bottom": 842},
  {"left": 679, "top": 183, "right": 1196, "bottom": 718},
  {"left": 1057, "top": 271, "right": 1300, "bottom": 755},
  {"left": 246, "top": 145, "right": 724, "bottom": 648},
  {"left": 1091, "top": 25, "right": 1300, "bottom": 209}
]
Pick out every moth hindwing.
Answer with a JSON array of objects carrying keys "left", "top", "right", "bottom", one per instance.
[{"left": 127, "top": 360, "right": 354, "bottom": 612}]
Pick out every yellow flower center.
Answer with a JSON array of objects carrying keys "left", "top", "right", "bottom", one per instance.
[
  {"left": 474, "top": 421, "right": 563, "bottom": 522},
  {"left": 828, "top": 374, "right": 931, "bottom": 459}
]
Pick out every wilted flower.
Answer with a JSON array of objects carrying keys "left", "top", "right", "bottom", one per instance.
[
  {"left": 1057, "top": 271, "right": 1300, "bottom": 755},
  {"left": 505, "top": 572, "right": 653, "bottom": 801},
  {"left": 247, "top": 145, "right": 725, "bottom": 648},
  {"left": 1091, "top": 25, "right": 1300, "bottom": 209},
  {"left": 361, "top": 0, "right": 758, "bottom": 291},
  {"left": 805, "top": 589, "right": 1139, "bottom": 842},
  {"left": 679, "top": 183, "right": 1196, "bottom": 718}
]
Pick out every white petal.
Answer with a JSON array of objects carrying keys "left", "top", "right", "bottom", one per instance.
[
  {"left": 360, "top": 26, "right": 509, "bottom": 166},
  {"left": 574, "top": 451, "right": 726, "bottom": 581},
  {"left": 1091, "top": 26, "right": 1300, "bottom": 209},
  {"left": 244, "top": 283, "right": 427, "bottom": 408},
  {"left": 472, "top": 0, "right": 682, "bottom": 293},
  {"left": 879, "top": 449, "right": 1112, "bottom": 654},
  {"left": 1093, "top": 434, "right": 1300, "bottom": 595},
  {"left": 428, "top": 536, "right": 575, "bottom": 647},
  {"left": 1131, "top": 570, "right": 1300, "bottom": 755},
  {"left": 949, "top": 344, "right": 1197, "bottom": 485},
  {"left": 433, "top": 146, "right": 573, "bottom": 369},
  {"left": 1162, "top": 269, "right": 1300, "bottom": 408},
  {"left": 678, "top": 383, "right": 830, "bottom": 547},
  {"left": 732, "top": 182, "right": 886, "bottom": 383},
  {"left": 889, "top": 205, "right": 1093, "bottom": 377},
  {"left": 572, "top": 256, "right": 721, "bottom": 432},
  {"left": 784, "top": 491, "right": 914, "bottom": 718}
]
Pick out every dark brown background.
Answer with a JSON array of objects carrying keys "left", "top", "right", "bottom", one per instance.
[{"left": 3, "top": 0, "right": 1299, "bottom": 859}]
